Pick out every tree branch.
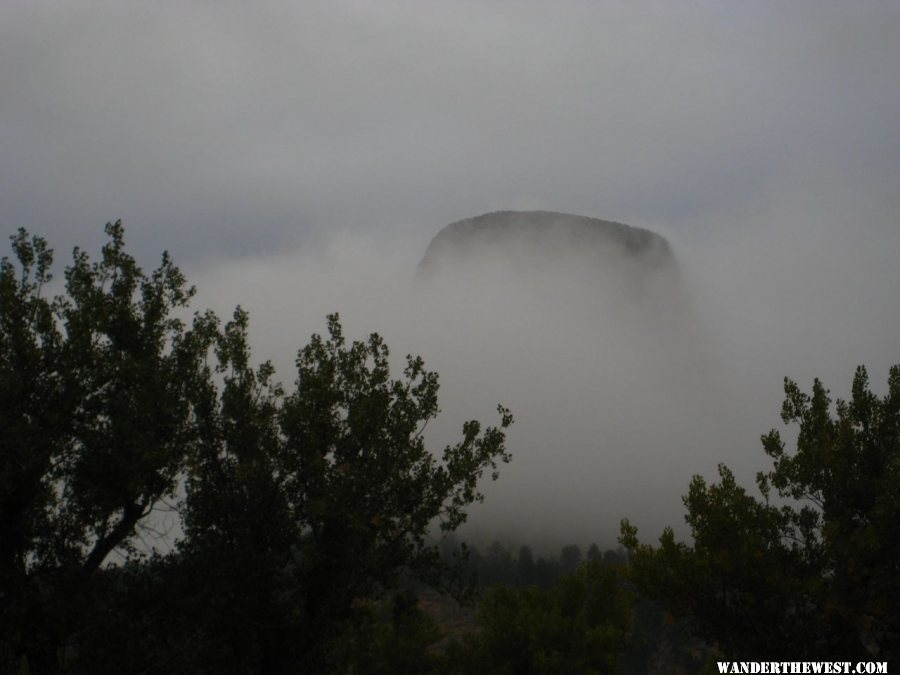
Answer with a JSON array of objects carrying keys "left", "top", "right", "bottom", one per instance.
[{"left": 81, "top": 500, "right": 147, "bottom": 575}]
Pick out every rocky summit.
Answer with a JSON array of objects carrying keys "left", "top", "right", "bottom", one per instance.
[{"left": 417, "top": 210, "right": 676, "bottom": 277}]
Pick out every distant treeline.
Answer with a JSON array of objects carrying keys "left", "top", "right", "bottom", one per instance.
[{"left": 441, "top": 537, "right": 627, "bottom": 589}]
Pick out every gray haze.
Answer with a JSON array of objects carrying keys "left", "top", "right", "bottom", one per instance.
[{"left": 3, "top": 2, "right": 900, "bottom": 549}]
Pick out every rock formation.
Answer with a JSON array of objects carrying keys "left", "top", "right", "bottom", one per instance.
[{"left": 417, "top": 211, "right": 679, "bottom": 300}]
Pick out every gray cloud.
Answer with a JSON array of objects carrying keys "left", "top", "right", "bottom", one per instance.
[
  {"left": 3, "top": 1, "right": 899, "bottom": 549},
  {"left": 3, "top": 2, "right": 899, "bottom": 256}
]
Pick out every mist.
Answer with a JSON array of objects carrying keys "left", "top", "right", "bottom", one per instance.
[
  {"left": 187, "top": 165, "right": 900, "bottom": 553},
  {"left": 6, "top": 3, "right": 900, "bottom": 669},
  {"left": 3, "top": 1, "right": 899, "bottom": 550}
]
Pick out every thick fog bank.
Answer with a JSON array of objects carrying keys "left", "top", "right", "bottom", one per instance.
[{"left": 190, "top": 193, "right": 900, "bottom": 552}]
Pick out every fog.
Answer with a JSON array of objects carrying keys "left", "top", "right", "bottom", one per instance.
[
  {"left": 3, "top": 2, "right": 900, "bottom": 552},
  {"left": 189, "top": 169, "right": 900, "bottom": 552}
]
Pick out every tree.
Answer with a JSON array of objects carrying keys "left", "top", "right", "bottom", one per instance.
[
  {"left": 517, "top": 544, "right": 536, "bottom": 586},
  {"left": 559, "top": 544, "right": 582, "bottom": 575},
  {"left": 345, "top": 588, "right": 445, "bottom": 675},
  {"left": 446, "top": 560, "right": 633, "bottom": 675},
  {"left": 180, "top": 310, "right": 512, "bottom": 672},
  {"left": 620, "top": 366, "right": 900, "bottom": 659},
  {"left": 0, "top": 224, "right": 513, "bottom": 674},
  {"left": 1, "top": 223, "right": 217, "bottom": 673}
]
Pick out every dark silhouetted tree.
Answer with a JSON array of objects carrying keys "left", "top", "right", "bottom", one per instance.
[
  {"left": 621, "top": 366, "right": 900, "bottom": 659},
  {"left": 516, "top": 545, "right": 536, "bottom": 586},
  {"left": 0, "top": 224, "right": 513, "bottom": 674},
  {"left": 0, "top": 223, "right": 217, "bottom": 674},
  {"left": 559, "top": 544, "right": 582, "bottom": 576}
]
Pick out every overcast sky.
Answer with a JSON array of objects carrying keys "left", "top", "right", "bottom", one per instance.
[
  {"left": 3, "top": 1, "right": 899, "bottom": 547},
  {"left": 3, "top": 1, "right": 899, "bottom": 260}
]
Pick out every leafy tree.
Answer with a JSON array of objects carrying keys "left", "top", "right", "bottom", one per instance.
[
  {"left": 620, "top": 366, "right": 900, "bottom": 659},
  {"left": 1, "top": 223, "right": 217, "bottom": 673},
  {"left": 0, "top": 224, "right": 513, "bottom": 674},
  {"left": 446, "top": 561, "right": 633, "bottom": 675},
  {"left": 180, "top": 310, "right": 512, "bottom": 671},
  {"left": 345, "top": 589, "right": 445, "bottom": 675}
]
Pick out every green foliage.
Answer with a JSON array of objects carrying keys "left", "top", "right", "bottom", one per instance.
[
  {"left": 0, "top": 224, "right": 513, "bottom": 674},
  {"left": 447, "top": 561, "right": 633, "bottom": 675},
  {"left": 621, "top": 366, "right": 900, "bottom": 659},
  {"left": 345, "top": 589, "right": 446, "bottom": 675},
  {"left": 179, "top": 307, "right": 513, "bottom": 671},
  {"left": 452, "top": 540, "right": 626, "bottom": 590},
  {"left": 1, "top": 223, "right": 217, "bottom": 671}
]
